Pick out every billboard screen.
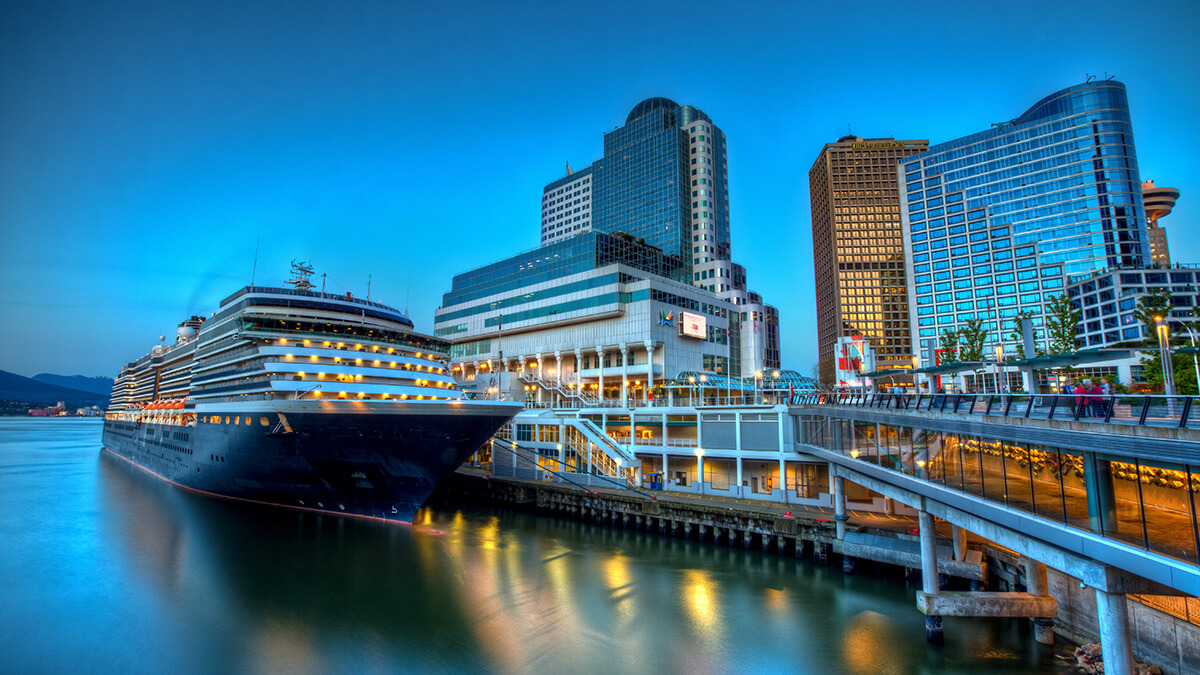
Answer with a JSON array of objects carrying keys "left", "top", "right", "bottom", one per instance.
[{"left": 680, "top": 311, "right": 706, "bottom": 339}]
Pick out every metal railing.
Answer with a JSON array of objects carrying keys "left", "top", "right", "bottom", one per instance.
[{"left": 792, "top": 392, "right": 1200, "bottom": 429}]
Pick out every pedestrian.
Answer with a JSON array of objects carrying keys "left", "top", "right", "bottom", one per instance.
[
  {"left": 1076, "top": 379, "right": 1091, "bottom": 418},
  {"left": 1090, "top": 380, "right": 1106, "bottom": 418},
  {"left": 1062, "top": 379, "right": 1075, "bottom": 416}
]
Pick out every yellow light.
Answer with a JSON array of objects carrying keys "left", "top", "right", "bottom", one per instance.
[
  {"left": 298, "top": 372, "right": 305, "bottom": 377},
  {"left": 382, "top": 393, "right": 389, "bottom": 399},
  {"left": 310, "top": 355, "right": 318, "bottom": 361},
  {"left": 304, "top": 340, "right": 310, "bottom": 345},
  {"left": 355, "top": 344, "right": 362, "bottom": 350},
  {"left": 279, "top": 339, "right": 287, "bottom": 345},
  {"left": 416, "top": 352, "right": 422, "bottom": 358},
  {"left": 318, "top": 373, "right": 325, "bottom": 379},
  {"left": 285, "top": 354, "right": 293, "bottom": 359},
  {"left": 401, "top": 394, "right": 408, "bottom": 399},
  {"left": 390, "top": 362, "right": 396, "bottom": 368},
  {"left": 417, "top": 395, "right": 424, "bottom": 400},
  {"left": 850, "top": 450, "right": 860, "bottom": 458},
  {"left": 338, "top": 392, "right": 347, "bottom": 398},
  {"left": 337, "top": 342, "right": 344, "bottom": 347},
  {"left": 358, "top": 392, "right": 365, "bottom": 398},
  {"left": 356, "top": 358, "right": 363, "bottom": 364}
]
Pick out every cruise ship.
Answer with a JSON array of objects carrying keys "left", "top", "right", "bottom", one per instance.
[{"left": 101, "top": 263, "right": 522, "bottom": 523}]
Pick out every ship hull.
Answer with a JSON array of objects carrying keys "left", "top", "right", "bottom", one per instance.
[{"left": 101, "top": 400, "right": 518, "bottom": 523}]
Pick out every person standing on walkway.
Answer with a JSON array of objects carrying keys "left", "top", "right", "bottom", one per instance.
[
  {"left": 1063, "top": 379, "right": 1076, "bottom": 416},
  {"left": 1075, "top": 379, "right": 1090, "bottom": 418},
  {"left": 1089, "top": 380, "right": 1106, "bottom": 418}
]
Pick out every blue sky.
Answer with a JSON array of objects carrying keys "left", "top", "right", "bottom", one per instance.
[{"left": 2, "top": 0, "right": 1198, "bottom": 378}]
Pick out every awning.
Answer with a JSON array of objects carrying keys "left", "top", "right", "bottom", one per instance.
[
  {"left": 912, "top": 361, "right": 985, "bottom": 376},
  {"left": 860, "top": 368, "right": 909, "bottom": 379},
  {"left": 1001, "top": 348, "right": 1139, "bottom": 369}
]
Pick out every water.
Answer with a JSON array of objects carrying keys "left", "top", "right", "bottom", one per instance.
[{"left": 0, "top": 418, "right": 1076, "bottom": 674}]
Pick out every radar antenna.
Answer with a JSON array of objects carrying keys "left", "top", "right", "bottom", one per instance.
[{"left": 285, "top": 260, "right": 316, "bottom": 292}]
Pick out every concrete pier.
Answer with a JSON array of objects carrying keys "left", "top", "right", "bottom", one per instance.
[
  {"left": 1023, "top": 557, "right": 1054, "bottom": 645},
  {"left": 918, "top": 509, "right": 943, "bottom": 644},
  {"left": 1095, "top": 589, "right": 1134, "bottom": 675}
]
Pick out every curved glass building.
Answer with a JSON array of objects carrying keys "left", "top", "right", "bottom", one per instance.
[{"left": 901, "top": 80, "right": 1149, "bottom": 356}]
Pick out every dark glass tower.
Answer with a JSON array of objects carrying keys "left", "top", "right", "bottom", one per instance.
[{"left": 588, "top": 98, "right": 730, "bottom": 270}]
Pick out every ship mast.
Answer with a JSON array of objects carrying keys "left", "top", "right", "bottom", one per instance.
[{"left": 284, "top": 260, "right": 316, "bottom": 292}]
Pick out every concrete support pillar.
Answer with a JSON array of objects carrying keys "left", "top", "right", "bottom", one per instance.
[
  {"left": 662, "top": 452, "right": 669, "bottom": 488},
  {"left": 620, "top": 344, "right": 629, "bottom": 406},
  {"left": 697, "top": 455, "right": 705, "bottom": 496},
  {"left": 952, "top": 525, "right": 967, "bottom": 561},
  {"left": 833, "top": 475, "right": 848, "bottom": 540},
  {"left": 1023, "top": 557, "right": 1054, "bottom": 645},
  {"left": 1094, "top": 589, "right": 1134, "bottom": 675},
  {"left": 595, "top": 347, "right": 604, "bottom": 404},
  {"left": 743, "top": 529, "right": 752, "bottom": 550},
  {"left": 918, "top": 509, "right": 943, "bottom": 644}
]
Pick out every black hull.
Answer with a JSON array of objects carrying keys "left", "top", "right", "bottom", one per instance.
[{"left": 101, "top": 402, "right": 518, "bottom": 523}]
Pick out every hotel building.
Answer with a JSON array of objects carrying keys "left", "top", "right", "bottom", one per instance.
[
  {"left": 809, "top": 136, "right": 928, "bottom": 385},
  {"left": 900, "top": 81, "right": 1150, "bottom": 365}
]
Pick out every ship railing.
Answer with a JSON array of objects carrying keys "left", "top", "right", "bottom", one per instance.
[{"left": 237, "top": 325, "right": 449, "bottom": 359}]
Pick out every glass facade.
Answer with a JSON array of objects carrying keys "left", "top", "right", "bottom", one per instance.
[{"left": 902, "top": 81, "right": 1149, "bottom": 352}]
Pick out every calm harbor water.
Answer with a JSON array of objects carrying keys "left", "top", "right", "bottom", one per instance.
[{"left": 0, "top": 418, "right": 1076, "bottom": 674}]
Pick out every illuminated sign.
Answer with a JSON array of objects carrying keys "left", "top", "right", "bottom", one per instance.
[{"left": 680, "top": 311, "right": 706, "bottom": 339}]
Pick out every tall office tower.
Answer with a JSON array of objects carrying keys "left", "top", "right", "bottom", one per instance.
[
  {"left": 901, "top": 81, "right": 1150, "bottom": 361},
  {"left": 1141, "top": 180, "right": 1180, "bottom": 267},
  {"left": 809, "top": 136, "right": 929, "bottom": 385},
  {"left": 539, "top": 97, "right": 779, "bottom": 371}
]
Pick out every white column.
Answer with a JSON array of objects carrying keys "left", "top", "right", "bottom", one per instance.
[
  {"left": 662, "top": 451, "right": 669, "bottom": 488},
  {"left": 779, "top": 457, "right": 787, "bottom": 503},
  {"left": 554, "top": 350, "right": 563, "bottom": 407},
  {"left": 735, "top": 456, "right": 743, "bottom": 498},
  {"left": 698, "top": 455, "right": 705, "bottom": 495},
  {"left": 644, "top": 340, "right": 656, "bottom": 403},
  {"left": 1095, "top": 589, "right": 1134, "bottom": 675},
  {"left": 620, "top": 343, "right": 629, "bottom": 406},
  {"left": 596, "top": 347, "right": 604, "bottom": 404},
  {"left": 573, "top": 348, "right": 582, "bottom": 396},
  {"left": 536, "top": 355, "right": 544, "bottom": 405}
]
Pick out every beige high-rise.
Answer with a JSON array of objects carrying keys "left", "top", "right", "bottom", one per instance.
[{"left": 809, "top": 136, "right": 928, "bottom": 385}]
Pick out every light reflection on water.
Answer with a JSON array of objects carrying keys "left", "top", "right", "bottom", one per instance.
[{"left": 0, "top": 419, "right": 1074, "bottom": 674}]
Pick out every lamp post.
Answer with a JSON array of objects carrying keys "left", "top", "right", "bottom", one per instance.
[
  {"left": 755, "top": 370, "right": 763, "bottom": 405},
  {"left": 699, "top": 374, "right": 707, "bottom": 407},
  {"left": 1155, "top": 316, "right": 1176, "bottom": 399},
  {"left": 688, "top": 375, "right": 696, "bottom": 407},
  {"left": 994, "top": 344, "right": 1004, "bottom": 396},
  {"left": 770, "top": 370, "right": 780, "bottom": 404}
]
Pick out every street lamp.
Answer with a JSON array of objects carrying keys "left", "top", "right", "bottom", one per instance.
[
  {"left": 688, "top": 375, "right": 696, "bottom": 407},
  {"left": 771, "top": 370, "right": 780, "bottom": 403},
  {"left": 755, "top": 370, "right": 763, "bottom": 405},
  {"left": 699, "top": 374, "right": 707, "bottom": 407},
  {"left": 1155, "top": 316, "right": 1176, "bottom": 399}
]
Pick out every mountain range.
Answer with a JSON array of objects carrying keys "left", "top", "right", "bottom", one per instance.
[{"left": 0, "top": 371, "right": 111, "bottom": 407}]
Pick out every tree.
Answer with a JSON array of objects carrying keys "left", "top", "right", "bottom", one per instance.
[
  {"left": 1044, "top": 293, "right": 1081, "bottom": 355},
  {"left": 957, "top": 318, "right": 988, "bottom": 362},
  {"left": 1008, "top": 309, "right": 1046, "bottom": 360},
  {"left": 939, "top": 329, "right": 960, "bottom": 365},
  {"left": 1133, "top": 287, "right": 1174, "bottom": 343}
]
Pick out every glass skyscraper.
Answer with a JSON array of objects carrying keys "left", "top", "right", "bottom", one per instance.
[{"left": 901, "top": 80, "right": 1149, "bottom": 356}]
